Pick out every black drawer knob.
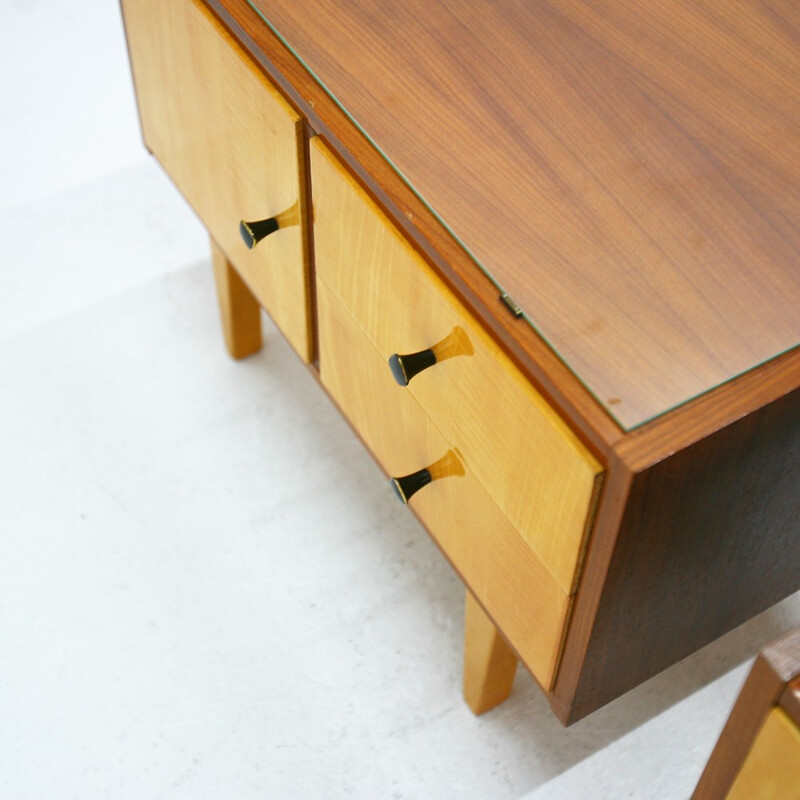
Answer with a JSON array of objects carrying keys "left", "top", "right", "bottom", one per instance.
[
  {"left": 391, "top": 449, "right": 464, "bottom": 504},
  {"left": 239, "top": 217, "right": 279, "bottom": 249},
  {"left": 391, "top": 467, "right": 432, "bottom": 503},
  {"left": 388, "top": 326, "right": 473, "bottom": 386},
  {"left": 239, "top": 200, "right": 299, "bottom": 250},
  {"left": 388, "top": 349, "right": 436, "bottom": 386}
]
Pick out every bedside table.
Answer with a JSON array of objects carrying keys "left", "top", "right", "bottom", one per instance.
[{"left": 121, "top": 0, "right": 800, "bottom": 724}]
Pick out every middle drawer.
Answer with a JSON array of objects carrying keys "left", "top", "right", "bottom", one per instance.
[{"left": 310, "top": 138, "right": 603, "bottom": 595}]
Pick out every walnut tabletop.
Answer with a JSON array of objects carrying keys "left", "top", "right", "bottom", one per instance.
[{"left": 243, "top": 0, "right": 800, "bottom": 429}]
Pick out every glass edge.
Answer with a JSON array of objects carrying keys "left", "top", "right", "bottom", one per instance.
[{"left": 622, "top": 341, "right": 800, "bottom": 432}]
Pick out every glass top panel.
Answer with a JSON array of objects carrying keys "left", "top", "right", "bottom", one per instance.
[{"left": 245, "top": 0, "right": 800, "bottom": 430}]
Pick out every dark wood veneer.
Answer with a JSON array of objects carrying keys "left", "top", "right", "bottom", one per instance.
[
  {"left": 781, "top": 677, "right": 800, "bottom": 724},
  {"left": 243, "top": 0, "right": 800, "bottom": 429},
  {"left": 560, "top": 385, "right": 800, "bottom": 722},
  {"left": 550, "top": 346, "right": 800, "bottom": 721}
]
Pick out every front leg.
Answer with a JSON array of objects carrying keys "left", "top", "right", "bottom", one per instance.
[
  {"left": 210, "top": 238, "right": 262, "bottom": 359},
  {"left": 463, "top": 590, "right": 519, "bottom": 714}
]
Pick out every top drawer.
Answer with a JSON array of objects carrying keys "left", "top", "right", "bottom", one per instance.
[
  {"left": 311, "top": 140, "right": 603, "bottom": 594},
  {"left": 122, "top": 0, "right": 312, "bottom": 361}
]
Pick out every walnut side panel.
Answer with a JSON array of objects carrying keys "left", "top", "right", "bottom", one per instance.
[{"left": 563, "top": 386, "right": 800, "bottom": 722}]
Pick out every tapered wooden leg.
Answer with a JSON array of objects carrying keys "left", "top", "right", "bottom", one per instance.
[
  {"left": 463, "top": 590, "right": 519, "bottom": 714},
  {"left": 210, "top": 238, "right": 262, "bottom": 359}
]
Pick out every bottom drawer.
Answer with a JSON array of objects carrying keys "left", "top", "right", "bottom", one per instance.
[{"left": 318, "top": 278, "right": 571, "bottom": 689}]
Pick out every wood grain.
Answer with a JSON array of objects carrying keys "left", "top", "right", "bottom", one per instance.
[
  {"left": 694, "top": 627, "right": 800, "bottom": 798},
  {"left": 549, "top": 346, "right": 800, "bottom": 722},
  {"left": 562, "top": 385, "right": 800, "bottom": 722},
  {"left": 210, "top": 238, "right": 262, "bottom": 358},
  {"left": 311, "top": 138, "right": 604, "bottom": 595},
  {"left": 317, "top": 279, "right": 571, "bottom": 689},
  {"left": 618, "top": 346, "right": 800, "bottom": 473},
  {"left": 547, "top": 451, "right": 633, "bottom": 723},
  {"left": 122, "top": 0, "right": 313, "bottom": 361},
  {"left": 202, "top": 0, "right": 627, "bottom": 456},
  {"left": 122, "top": 0, "right": 800, "bottom": 720},
  {"left": 726, "top": 708, "right": 800, "bottom": 800},
  {"left": 463, "top": 590, "right": 519, "bottom": 715},
  {"left": 245, "top": 0, "right": 800, "bottom": 428},
  {"left": 782, "top": 678, "right": 800, "bottom": 726}
]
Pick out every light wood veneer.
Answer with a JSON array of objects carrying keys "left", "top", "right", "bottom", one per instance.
[
  {"left": 726, "top": 708, "right": 800, "bottom": 800},
  {"left": 123, "top": 0, "right": 313, "bottom": 361},
  {"left": 311, "top": 139, "right": 603, "bottom": 596},
  {"left": 463, "top": 590, "right": 519, "bottom": 715},
  {"left": 318, "top": 279, "right": 571, "bottom": 689},
  {"left": 210, "top": 238, "right": 262, "bottom": 359}
]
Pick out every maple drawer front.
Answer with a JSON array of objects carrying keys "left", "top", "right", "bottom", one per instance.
[
  {"left": 122, "top": 0, "right": 312, "bottom": 361},
  {"left": 318, "top": 280, "right": 571, "bottom": 689},
  {"left": 311, "top": 139, "right": 603, "bottom": 594}
]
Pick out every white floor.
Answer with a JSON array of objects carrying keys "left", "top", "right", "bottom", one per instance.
[{"left": 2, "top": 3, "right": 799, "bottom": 798}]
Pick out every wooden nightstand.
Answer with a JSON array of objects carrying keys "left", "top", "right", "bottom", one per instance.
[{"left": 120, "top": 0, "right": 800, "bottom": 724}]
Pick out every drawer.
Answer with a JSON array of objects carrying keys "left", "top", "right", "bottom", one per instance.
[
  {"left": 318, "top": 280, "right": 571, "bottom": 689},
  {"left": 726, "top": 707, "right": 800, "bottom": 799},
  {"left": 122, "top": 0, "right": 312, "bottom": 361},
  {"left": 311, "top": 139, "right": 603, "bottom": 594}
]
